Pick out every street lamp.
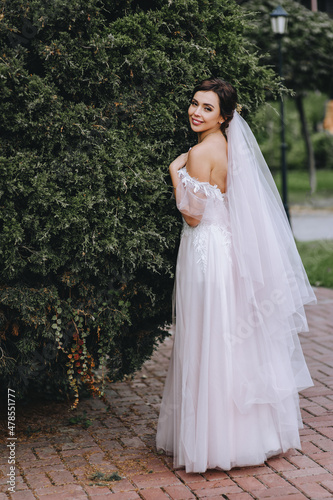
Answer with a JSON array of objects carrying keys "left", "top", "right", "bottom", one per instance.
[{"left": 270, "top": 5, "right": 290, "bottom": 225}]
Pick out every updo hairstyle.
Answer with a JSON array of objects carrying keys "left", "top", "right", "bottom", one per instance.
[{"left": 191, "top": 78, "right": 238, "bottom": 135}]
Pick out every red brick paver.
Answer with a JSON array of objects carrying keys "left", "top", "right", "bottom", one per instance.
[{"left": 0, "top": 287, "right": 332, "bottom": 499}]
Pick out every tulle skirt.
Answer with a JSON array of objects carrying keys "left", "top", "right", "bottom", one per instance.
[{"left": 156, "top": 221, "right": 313, "bottom": 473}]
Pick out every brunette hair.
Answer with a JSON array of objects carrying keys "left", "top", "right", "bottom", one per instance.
[{"left": 191, "top": 78, "right": 238, "bottom": 135}]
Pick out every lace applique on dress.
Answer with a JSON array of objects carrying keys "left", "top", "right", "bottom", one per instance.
[
  {"left": 178, "top": 168, "right": 225, "bottom": 201},
  {"left": 182, "top": 223, "right": 232, "bottom": 273},
  {"left": 178, "top": 168, "right": 232, "bottom": 273}
]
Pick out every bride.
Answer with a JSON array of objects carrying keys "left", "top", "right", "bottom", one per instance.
[{"left": 156, "top": 78, "right": 316, "bottom": 473}]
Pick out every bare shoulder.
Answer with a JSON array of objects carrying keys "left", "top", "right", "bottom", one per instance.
[
  {"left": 187, "top": 136, "right": 227, "bottom": 184},
  {"left": 209, "top": 137, "right": 228, "bottom": 192},
  {"left": 186, "top": 143, "right": 211, "bottom": 182}
]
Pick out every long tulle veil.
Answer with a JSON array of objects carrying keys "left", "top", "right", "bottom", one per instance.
[{"left": 225, "top": 111, "right": 316, "bottom": 414}]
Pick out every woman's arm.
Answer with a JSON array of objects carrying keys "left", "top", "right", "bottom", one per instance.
[
  {"left": 169, "top": 152, "right": 188, "bottom": 196},
  {"left": 169, "top": 149, "right": 210, "bottom": 227},
  {"left": 169, "top": 152, "right": 199, "bottom": 227}
]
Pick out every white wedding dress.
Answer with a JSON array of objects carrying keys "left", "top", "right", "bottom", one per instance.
[{"left": 156, "top": 113, "right": 316, "bottom": 473}]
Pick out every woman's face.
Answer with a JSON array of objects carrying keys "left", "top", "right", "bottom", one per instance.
[{"left": 188, "top": 90, "right": 223, "bottom": 133}]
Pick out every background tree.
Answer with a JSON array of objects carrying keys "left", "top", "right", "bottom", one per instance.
[
  {"left": 240, "top": 0, "right": 333, "bottom": 193},
  {"left": 0, "top": 0, "right": 280, "bottom": 405}
]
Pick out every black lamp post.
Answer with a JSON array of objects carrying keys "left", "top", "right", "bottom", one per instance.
[{"left": 270, "top": 5, "right": 290, "bottom": 225}]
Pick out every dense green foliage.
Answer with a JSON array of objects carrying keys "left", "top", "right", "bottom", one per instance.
[
  {"left": 242, "top": 0, "right": 333, "bottom": 95},
  {"left": 0, "top": 0, "right": 280, "bottom": 404},
  {"left": 255, "top": 92, "right": 333, "bottom": 171},
  {"left": 312, "top": 132, "right": 333, "bottom": 170},
  {"left": 242, "top": 0, "right": 333, "bottom": 173}
]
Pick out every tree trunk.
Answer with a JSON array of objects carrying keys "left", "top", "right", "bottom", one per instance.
[
  {"left": 311, "top": 0, "right": 318, "bottom": 12},
  {"left": 295, "top": 94, "right": 317, "bottom": 194}
]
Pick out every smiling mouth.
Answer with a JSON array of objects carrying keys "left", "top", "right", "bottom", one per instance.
[{"left": 191, "top": 118, "right": 203, "bottom": 125}]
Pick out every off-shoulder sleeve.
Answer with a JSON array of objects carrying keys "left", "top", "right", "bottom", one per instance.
[{"left": 176, "top": 169, "right": 208, "bottom": 221}]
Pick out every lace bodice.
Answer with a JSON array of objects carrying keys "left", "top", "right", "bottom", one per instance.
[
  {"left": 177, "top": 167, "right": 229, "bottom": 223},
  {"left": 177, "top": 167, "right": 232, "bottom": 273},
  {"left": 178, "top": 167, "right": 227, "bottom": 202}
]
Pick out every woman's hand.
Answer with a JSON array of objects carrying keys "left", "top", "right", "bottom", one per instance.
[{"left": 169, "top": 152, "right": 188, "bottom": 173}]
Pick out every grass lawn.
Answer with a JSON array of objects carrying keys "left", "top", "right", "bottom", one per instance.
[
  {"left": 274, "top": 170, "right": 333, "bottom": 206},
  {"left": 296, "top": 239, "right": 333, "bottom": 289}
]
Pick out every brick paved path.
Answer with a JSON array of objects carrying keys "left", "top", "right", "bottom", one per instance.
[{"left": 1, "top": 287, "right": 333, "bottom": 500}]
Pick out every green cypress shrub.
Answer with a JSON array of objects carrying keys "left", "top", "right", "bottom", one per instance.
[{"left": 0, "top": 0, "right": 280, "bottom": 405}]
